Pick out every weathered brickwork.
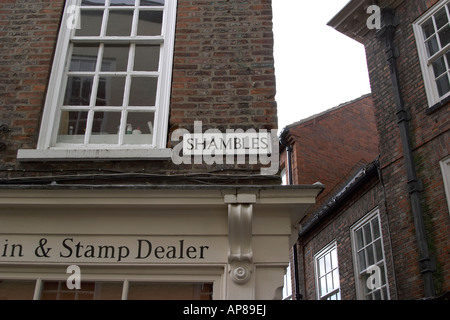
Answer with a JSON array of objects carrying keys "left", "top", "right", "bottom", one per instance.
[
  {"left": 170, "top": 0, "right": 277, "bottom": 133},
  {"left": 363, "top": 0, "right": 450, "bottom": 298},
  {"left": 280, "top": 94, "right": 379, "bottom": 211}
]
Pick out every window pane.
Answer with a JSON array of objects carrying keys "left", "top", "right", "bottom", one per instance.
[
  {"left": 422, "top": 18, "right": 436, "bottom": 39},
  {"left": 106, "top": 10, "right": 134, "bottom": 36},
  {"left": 439, "top": 25, "right": 450, "bottom": 47},
  {"left": 43, "top": 282, "right": 59, "bottom": 290},
  {"left": 129, "top": 77, "right": 158, "bottom": 106},
  {"left": 57, "top": 111, "right": 88, "bottom": 143},
  {"left": 102, "top": 44, "right": 130, "bottom": 72},
  {"left": 383, "top": 286, "right": 390, "bottom": 300},
  {"left": 356, "top": 228, "right": 364, "bottom": 250},
  {"left": 436, "top": 73, "right": 450, "bottom": 96},
  {"left": 319, "top": 257, "right": 325, "bottom": 275},
  {"left": 363, "top": 224, "right": 372, "bottom": 245},
  {"left": 372, "top": 217, "right": 381, "bottom": 240},
  {"left": 358, "top": 250, "right": 366, "bottom": 272},
  {"left": 64, "top": 76, "right": 94, "bottom": 106},
  {"left": 331, "top": 248, "right": 338, "bottom": 269},
  {"left": 81, "top": 0, "right": 105, "bottom": 5},
  {"left": 0, "top": 280, "right": 35, "bottom": 300},
  {"left": 70, "top": 44, "right": 99, "bottom": 72},
  {"left": 320, "top": 277, "right": 326, "bottom": 296},
  {"left": 90, "top": 111, "right": 121, "bottom": 144},
  {"left": 380, "top": 264, "right": 387, "bottom": 285},
  {"left": 127, "top": 283, "right": 213, "bottom": 300},
  {"left": 95, "top": 282, "right": 123, "bottom": 300},
  {"left": 141, "top": 0, "right": 165, "bottom": 6},
  {"left": 426, "top": 36, "right": 439, "bottom": 57},
  {"left": 435, "top": 7, "right": 449, "bottom": 30},
  {"left": 110, "top": 0, "right": 135, "bottom": 5},
  {"left": 373, "top": 289, "right": 382, "bottom": 300},
  {"left": 58, "top": 292, "right": 77, "bottom": 300},
  {"left": 324, "top": 253, "right": 331, "bottom": 273},
  {"left": 96, "top": 76, "right": 126, "bottom": 106},
  {"left": 123, "top": 112, "right": 154, "bottom": 144},
  {"left": 40, "top": 281, "right": 122, "bottom": 300},
  {"left": 76, "top": 10, "right": 104, "bottom": 37},
  {"left": 326, "top": 273, "right": 333, "bottom": 292},
  {"left": 332, "top": 269, "right": 339, "bottom": 290},
  {"left": 375, "top": 239, "right": 383, "bottom": 262},
  {"left": 134, "top": 45, "right": 160, "bottom": 71},
  {"left": 367, "top": 244, "right": 375, "bottom": 266},
  {"left": 137, "top": 11, "right": 163, "bottom": 36}
]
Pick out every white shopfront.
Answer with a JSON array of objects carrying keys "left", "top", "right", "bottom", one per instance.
[{"left": 0, "top": 185, "right": 321, "bottom": 300}]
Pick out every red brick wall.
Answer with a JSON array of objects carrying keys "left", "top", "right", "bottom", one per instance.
[
  {"left": 281, "top": 94, "right": 379, "bottom": 207},
  {"left": 363, "top": 0, "right": 450, "bottom": 298},
  {"left": 170, "top": 0, "right": 277, "bottom": 133},
  {"left": 298, "top": 176, "right": 397, "bottom": 300},
  {"left": 0, "top": 0, "right": 64, "bottom": 165},
  {"left": 0, "top": 0, "right": 278, "bottom": 184}
]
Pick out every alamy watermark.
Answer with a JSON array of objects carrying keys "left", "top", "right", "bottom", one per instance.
[
  {"left": 367, "top": 5, "right": 382, "bottom": 30},
  {"left": 66, "top": 5, "right": 81, "bottom": 30},
  {"left": 66, "top": 265, "right": 81, "bottom": 290},
  {"left": 366, "top": 265, "right": 383, "bottom": 291}
]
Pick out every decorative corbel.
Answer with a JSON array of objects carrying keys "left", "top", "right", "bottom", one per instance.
[
  {"left": 228, "top": 203, "right": 253, "bottom": 264},
  {"left": 225, "top": 194, "right": 256, "bottom": 284}
]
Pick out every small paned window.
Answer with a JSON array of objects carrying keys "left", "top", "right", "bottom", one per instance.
[
  {"left": 351, "top": 209, "right": 390, "bottom": 300},
  {"left": 314, "top": 242, "right": 341, "bottom": 300},
  {"left": 414, "top": 0, "right": 450, "bottom": 107}
]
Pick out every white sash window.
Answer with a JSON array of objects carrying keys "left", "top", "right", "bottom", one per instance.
[
  {"left": 314, "top": 242, "right": 341, "bottom": 300},
  {"left": 18, "top": 0, "right": 177, "bottom": 160},
  {"left": 414, "top": 0, "right": 450, "bottom": 107}
]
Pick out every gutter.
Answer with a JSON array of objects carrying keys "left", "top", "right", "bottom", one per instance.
[
  {"left": 298, "top": 160, "right": 380, "bottom": 239},
  {"left": 376, "top": 8, "right": 436, "bottom": 298},
  {"left": 279, "top": 127, "right": 293, "bottom": 185},
  {"left": 279, "top": 127, "right": 301, "bottom": 300}
]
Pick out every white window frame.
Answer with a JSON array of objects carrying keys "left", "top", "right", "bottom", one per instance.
[
  {"left": 281, "top": 168, "right": 287, "bottom": 185},
  {"left": 440, "top": 155, "right": 450, "bottom": 213},
  {"left": 350, "top": 208, "right": 390, "bottom": 300},
  {"left": 314, "top": 241, "right": 341, "bottom": 300},
  {"left": 17, "top": 0, "right": 177, "bottom": 161},
  {"left": 282, "top": 263, "right": 293, "bottom": 300},
  {"left": 413, "top": 0, "right": 450, "bottom": 108}
]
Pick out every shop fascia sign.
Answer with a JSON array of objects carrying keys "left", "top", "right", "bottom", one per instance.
[{"left": 0, "top": 235, "right": 225, "bottom": 264}]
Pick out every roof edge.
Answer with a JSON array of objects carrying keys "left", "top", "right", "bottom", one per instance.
[{"left": 282, "top": 93, "right": 372, "bottom": 131}]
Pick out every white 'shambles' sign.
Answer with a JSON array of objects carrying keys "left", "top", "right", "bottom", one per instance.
[
  {"left": 169, "top": 121, "right": 280, "bottom": 175},
  {"left": 183, "top": 132, "right": 272, "bottom": 156},
  {"left": 0, "top": 235, "right": 226, "bottom": 264}
]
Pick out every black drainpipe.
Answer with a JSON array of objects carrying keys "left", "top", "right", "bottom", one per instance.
[
  {"left": 279, "top": 128, "right": 301, "bottom": 300},
  {"left": 376, "top": 8, "right": 436, "bottom": 298}
]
